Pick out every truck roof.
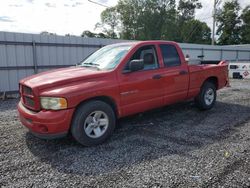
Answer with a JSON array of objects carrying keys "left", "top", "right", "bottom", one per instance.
[{"left": 109, "top": 40, "right": 179, "bottom": 47}]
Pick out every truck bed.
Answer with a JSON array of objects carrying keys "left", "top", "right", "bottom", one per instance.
[
  {"left": 187, "top": 59, "right": 222, "bottom": 65},
  {"left": 187, "top": 61, "right": 229, "bottom": 96}
]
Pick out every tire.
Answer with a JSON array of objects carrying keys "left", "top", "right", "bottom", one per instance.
[
  {"left": 71, "top": 100, "right": 116, "bottom": 146},
  {"left": 195, "top": 81, "right": 217, "bottom": 110}
]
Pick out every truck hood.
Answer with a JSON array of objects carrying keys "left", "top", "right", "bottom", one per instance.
[{"left": 21, "top": 67, "right": 107, "bottom": 90}]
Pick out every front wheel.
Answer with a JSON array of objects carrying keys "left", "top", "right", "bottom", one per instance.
[
  {"left": 71, "top": 100, "right": 116, "bottom": 146},
  {"left": 195, "top": 82, "right": 216, "bottom": 110}
]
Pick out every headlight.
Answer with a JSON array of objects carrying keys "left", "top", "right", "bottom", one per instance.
[{"left": 40, "top": 97, "right": 67, "bottom": 110}]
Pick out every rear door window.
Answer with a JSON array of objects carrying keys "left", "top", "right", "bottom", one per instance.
[{"left": 160, "top": 44, "right": 181, "bottom": 67}]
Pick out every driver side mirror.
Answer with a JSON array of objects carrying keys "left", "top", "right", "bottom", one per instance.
[{"left": 129, "top": 59, "right": 144, "bottom": 72}]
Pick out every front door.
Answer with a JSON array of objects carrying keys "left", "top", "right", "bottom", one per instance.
[{"left": 118, "top": 45, "right": 164, "bottom": 116}]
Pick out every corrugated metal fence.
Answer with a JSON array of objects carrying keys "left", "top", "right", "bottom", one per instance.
[
  {"left": 180, "top": 43, "right": 250, "bottom": 62},
  {"left": 1, "top": 31, "right": 250, "bottom": 94},
  {"left": 0, "top": 32, "right": 127, "bottom": 94}
]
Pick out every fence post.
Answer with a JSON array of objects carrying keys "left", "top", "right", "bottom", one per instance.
[
  {"left": 201, "top": 48, "right": 204, "bottom": 60},
  {"left": 220, "top": 49, "right": 223, "bottom": 60},
  {"left": 236, "top": 50, "right": 239, "bottom": 61},
  {"left": 32, "top": 40, "right": 38, "bottom": 74}
]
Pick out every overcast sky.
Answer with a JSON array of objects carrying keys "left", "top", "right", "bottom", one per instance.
[{"left": 0, "top": 0, "right": 249, "bottom": 36}]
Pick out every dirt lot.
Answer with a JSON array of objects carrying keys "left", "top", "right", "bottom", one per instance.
[{"left": 1, "top": 79, "right": 250, "bottom": 188}]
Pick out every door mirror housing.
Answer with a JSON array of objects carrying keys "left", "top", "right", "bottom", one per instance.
[{"left": 129, "top": 59, "right": 144, "bottom": 72}]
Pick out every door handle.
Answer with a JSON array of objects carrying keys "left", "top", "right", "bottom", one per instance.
[
  {"left": 179, "top": 70, "right": 188, "bottom": 75},
  {"left": 152, "top": 74, "right": 162, "bottom": 80}
]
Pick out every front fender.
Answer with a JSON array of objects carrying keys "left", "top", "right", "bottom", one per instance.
[{"left": 39, "top": 77, "right": 120, "bottom": 110}]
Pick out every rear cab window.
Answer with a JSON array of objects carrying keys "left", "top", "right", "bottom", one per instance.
[{"left": 159, "top": 44, "right": 181, "bottom": 67}]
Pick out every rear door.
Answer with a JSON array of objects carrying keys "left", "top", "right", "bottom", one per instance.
[
  {"left": 118, "top": 44, "right": 164, "bottom": 116},
  {"left": 158, "top": 43, "right": 189, "bottom": 105}
]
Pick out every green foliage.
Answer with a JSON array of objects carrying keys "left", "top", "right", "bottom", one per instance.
[
  {"left": 178, "top": 0, "right": 202, "bottom": 21},
  {"left": 96, "top": 7, "right": 120, "bottom": 38},
  {"left": 181, "top": 19, "right": 211, "bottom": 44},
  {"left": 176, "top": 0, "right": 205, "bottom": 43},
  {"left": 40, "top": 31, "right": 56, "bottom": 35},
  {"left": 116, "top": 0, "right": 144, "bottom": 40},
  {"left": 241, "top": 5, "right": 250, "bottom": 44},
  {"left": 216, "top": 0, "right": 241, "bottom": 45},
  {"left": 160, "top": 0, "right": 179, "bottom": 40},
  {"left": 81, "top": 30, "right": 96, "bottom": 38},
  {"left": 113, "top": 0, "right": 208, "bottom": 43},
  {"left": 92, "top": 0, "right": 248, "bottom": 44},
  {"left": 81, "top": 30, "right": 108, "bottom": 38}
]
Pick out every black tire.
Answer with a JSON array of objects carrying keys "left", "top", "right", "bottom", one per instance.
[
  {"left": 195, "top": 81, "right": 217, "bottom": 110},
  {"left": 71, "top": 100, "right": 116, "bottom": 146}
]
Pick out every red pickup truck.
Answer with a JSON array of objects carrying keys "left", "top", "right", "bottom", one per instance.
[{"left": 18, "top": 41, "right": 228, "bottom": 146}]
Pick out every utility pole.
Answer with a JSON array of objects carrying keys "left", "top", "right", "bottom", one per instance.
[
  {"left": 212, "top": 0, "right": 217, "bottom": 45},
  {"left": 212, "top": 0, "right": 221, "bottom": 45}
]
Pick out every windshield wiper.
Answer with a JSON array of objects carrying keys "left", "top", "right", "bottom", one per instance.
[
  {"left": 79, "top": 62, "right": 101, "bottom": 70},
  {"left": 81, "top": 62, "right": 100, "bottom": 67}
]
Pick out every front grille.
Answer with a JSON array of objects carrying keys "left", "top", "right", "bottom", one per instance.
[
  {"left": 23, "top": 86, "right": 33, "bottom": 95},
  {"left": 24, "top": 96, "right": 35, "bottom": 107},
  {"left": 20, "top": 84, "right": 38, "bottom": 110}
]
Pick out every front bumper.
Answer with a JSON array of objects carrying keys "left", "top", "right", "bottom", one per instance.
[{"left": 17, "top": 102, "right": 74, "bottom": 139}]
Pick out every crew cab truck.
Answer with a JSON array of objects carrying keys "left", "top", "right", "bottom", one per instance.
[{"left": 18, "top": 41, "right": 228, "bottom": 146}]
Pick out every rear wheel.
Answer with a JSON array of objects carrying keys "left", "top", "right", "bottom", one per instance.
[
  {"left": 71, "top": 100, "right": 116, "bottom": 146},
  {"left": 195, "top": 82, "right": 216, "bottom": 110}
]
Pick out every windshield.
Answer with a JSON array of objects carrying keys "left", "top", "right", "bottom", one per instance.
[{"left": 80, "top": 44, "right": 133, "bottom": 70}]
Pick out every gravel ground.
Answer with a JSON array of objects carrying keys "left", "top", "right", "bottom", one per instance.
[{"left": 1, "top": 79, "right": 250, "bottom": 188}]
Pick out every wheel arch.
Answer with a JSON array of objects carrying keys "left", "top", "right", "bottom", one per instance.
[
  {"left": 74, "top": 95, "right": 119, "bottom": 118},
  {"left": 203, "top": 76, "right": 218, "bottom": 89}
]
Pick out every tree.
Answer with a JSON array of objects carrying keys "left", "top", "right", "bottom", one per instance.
[
  {"left": 116, "top": 0, "right": 181, "bottom": 40},
  {"left": 95, "top": 33, "right": 108, "bottom": 38},
  {"left": 142, "top": 0, "right": 178, "bottom": 40},
  {"left": 175, "top": 0, "right": 202, "bottom": 42},
  {"left": 160, "top": 0, "right": 180, "bottom": 41},
  {"left": 181, "top": 19, "right": 211, "bottom": 44},
  {"left": 81, "top": 30, "right": 108, "bottom": 38},
  {"left": 40, "top": 31, "right": 56, "bottom": 35},
  {"left": 178, "top": 0, "right": 202, "bottom": 21},
  {"left": 240, "top": 5, "right": 250, "bottom": 44},
  {"left": 97, "top": 7, "right": 120, "bottom": 38},
  {"left": 81, "top": 30, "right": 96, "bottom": 38},
  {"left": 96, "top": 0, "right": 210, "bottom": 44},
  {"left": 216, "top": 0, "right": 241, "bottom": 45},
  {"left": 132, "top": 0, "right": 165, "bottom": 40},
  {"left": 116, "top": 0, "right": 143, "bottom": 40}
]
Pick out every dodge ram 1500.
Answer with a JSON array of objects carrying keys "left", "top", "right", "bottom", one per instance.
[{"left": 18, "top": 41, "right": 228, "bottom": 146}]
